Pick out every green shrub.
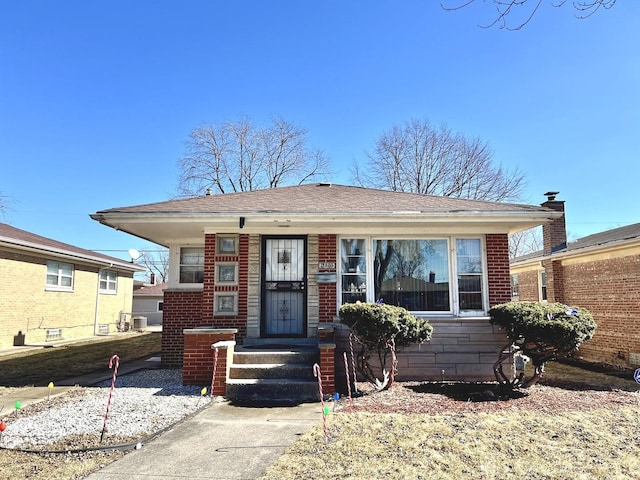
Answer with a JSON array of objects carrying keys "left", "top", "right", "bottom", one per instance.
[
  {"left": 339, "top": 302, "right": 433, "bottom": 389},
  {"left": 489, "top": 301, "right": 596, "bottom": 388}
]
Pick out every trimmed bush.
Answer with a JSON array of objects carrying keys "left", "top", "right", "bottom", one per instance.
[
  {"left": 489, "top": 301, "right": 596, "bottom": 388},
  {"left": 339, "top": 302, "right": 433, "bottom": 389}
]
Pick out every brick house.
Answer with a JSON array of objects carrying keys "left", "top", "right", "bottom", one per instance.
[
  {"left": 510, "top": 192, "right": 640, "bottom": 368},
  {"left": 0, "top": 222, "right": 144, "bottom": 349},
  {"left": 91, "top": 183, "right": 559, "bottom": 397}
]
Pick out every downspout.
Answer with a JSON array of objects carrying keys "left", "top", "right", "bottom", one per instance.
[{"left": 94, "top": 264, "right": 114, "bottom": 335}]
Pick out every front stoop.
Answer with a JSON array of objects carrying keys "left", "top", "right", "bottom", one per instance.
[{"left": 226, "top": 346, "right": 320, "bottom": 405}]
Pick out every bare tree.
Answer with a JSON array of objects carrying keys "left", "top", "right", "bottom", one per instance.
[
  {"left": 0, "top": 191, "right": 13, "bottom": 220},
  {"left": 509, "top": 227, "right": 543, "bottom": 259},
  {"left": 177, "top": 117, "right": 332, "bottom": 197},
  {"left": 355, "top": 118, "right": 525, "bottom": 202},
  {"left": 137, "top": 249, "right": 169, "bottom": 283},
  {"left": 442, "top": 0, "right": 616, "bottom": 30}
]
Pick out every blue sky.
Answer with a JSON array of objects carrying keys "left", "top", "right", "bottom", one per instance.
[{"left": 1, "top": 1, "right": 638, "bottom": 261}]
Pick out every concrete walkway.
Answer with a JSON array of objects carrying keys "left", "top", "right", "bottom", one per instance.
[
  {"left": 84, "top": 401, "right": 321, "bottom": 480},
  {"left": 0, "top": 352, "right": 323, "bottom": 480}
]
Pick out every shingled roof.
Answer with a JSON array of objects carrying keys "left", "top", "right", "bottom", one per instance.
[
  {"left": 95, "top": 183, "right": 547, "bottom": 215},
  {"left": 512, "top": 222, "right": 640, "bottom": 265},
  {"left": 91, "top": 183, "right": 560, "bottom": 246},
  {"left": 0, "top": 222, "right": 143, "bottom": 272}
]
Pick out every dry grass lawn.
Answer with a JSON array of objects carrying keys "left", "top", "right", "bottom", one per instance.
[{"left": 261, "top": 362, "right": 640, "bottom": 480}]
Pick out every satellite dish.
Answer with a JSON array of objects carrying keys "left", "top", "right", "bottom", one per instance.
[{"left": 128, "top": 249, "right": 142, "bottom": 261}]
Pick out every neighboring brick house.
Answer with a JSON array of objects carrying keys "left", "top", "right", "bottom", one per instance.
[
  {"left": 510, "top": 192, "right": 640, "bottom": 368},
  {"left": 133, "top": 281, "right": 167, "bottom": 326},
  {"left": 91, "top": 183, "right": 559, "bottom": 385},
  {"left": 0, "top": 223, "right": 144, "bottom": 348}
]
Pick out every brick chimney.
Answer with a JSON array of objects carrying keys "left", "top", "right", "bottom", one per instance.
[{"left": 541, "top": 191, "right": 567, "bottom": 254}]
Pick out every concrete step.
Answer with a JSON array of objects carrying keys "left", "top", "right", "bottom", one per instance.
[
  {"left": 229, "top": 363, "right": 315, "bottom": 380},
  {"left": 226, "top": 378, "right": 320, "bottom": 404},
  {"left": 232, "top": 348, "right": 319, "bottom": 365}
]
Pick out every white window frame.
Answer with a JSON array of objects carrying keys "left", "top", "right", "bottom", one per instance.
[
  {"left": 46, "top": 261, "right": 74, "bottom": 291},
  {"left": 454, "top": 237, "right": 488, "bottom": 316},
  {"left": 539, "top": 270, "right": 547, "bottom": 301},
  {"left": 157, "top": 301, "right": 164, "bottom": 312},
  {"left": 99, "top": 269, "right": 118, "bottom": 294},
  {"left": 510, "top": 274, "right": 519, "bottom": 300},
  {"left": 338, "top": 236, "right": 488, "bottom": 316},
  {"left": 176, "top": 246, "right": 205, "bottom": 287}
]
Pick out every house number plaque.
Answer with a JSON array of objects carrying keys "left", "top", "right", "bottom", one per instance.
[{"left": 318, "top": 262, "right": 336, "bottom": 270}]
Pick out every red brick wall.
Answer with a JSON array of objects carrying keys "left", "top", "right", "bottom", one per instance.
[
  {"left": 182, "top": 330, "right": 236, "bottom": 388},
  {"left": 202, "top": 234, "right": 249, "bottom": 339},
  {"left": 486, "top": 234, "right": 511, "bottom": 306},
  {"left": 318, "top": 234, "right": 337, "bottom": 322},
  {"left": 561, "top": 254, "right": 640, "bottom": 366},
  {"left": 162, "top": 234, "right": 250, "bottom": 367},
  {"left": 516, "top": 269, "right": 539, "bottom": 301},
  {"left": 162, "top": 290, "right": 203, "bottom": 366}
]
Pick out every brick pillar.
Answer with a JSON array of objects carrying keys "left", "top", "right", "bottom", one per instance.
[
  {"left": 182, "top": 328, "right": 237, "bottom": 390},
  {"left": 542, "top": 192, "right": 567, "bottom": 255},
  {"left": 318, "top": 234, "right": 337, "bottom": 323},
  {"left": 319, "top": 342, "right": 336, "bottom": 395},
  {"left": 486, "top": 233, "right": 511, "bottom": 306}
]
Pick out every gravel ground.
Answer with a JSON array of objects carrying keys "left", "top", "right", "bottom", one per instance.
[{"left": 0, "top": 369, "right": 212, "bottom": 451}]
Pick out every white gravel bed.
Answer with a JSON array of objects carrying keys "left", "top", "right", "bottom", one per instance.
[{"left": 0, "top": 369, "right": 212, "bottom": 450}]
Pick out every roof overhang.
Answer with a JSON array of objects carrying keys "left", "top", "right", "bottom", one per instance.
[
  {"left": 90, "top": 210, "right": 561, "bottom": 246},
  {"left": 0, "top": 237, "right": 145, "bottom": 273}
]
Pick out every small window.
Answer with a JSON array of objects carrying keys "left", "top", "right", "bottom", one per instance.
[
  {"left": 179, "top": 247, "right": 204, "bottom": 284},
  {"left": 157, "top": 301, "right": 164, "bottom": 312},
  {"left": 217, "top": 235, "right": 238, "bottom": 255},
  {"left": 99, "top": 270, "right": 117, "bottom": 293},
  {"left": 215, "top": 262, "right": 239, "bottom": 285},
  {"left": 456, "top": 239, "right": 484, "bottom": 311},
  {"left": 510, "top": 274, "right": 519, "bottom": 300},
  {"left": 540, "top": 270, "right": 547, "bottom": 301},
  {"left": 214, "top": 292, "right": 238, "bottom": 316},
  {"left": 46, "top": 261, "right": 74, "bottom": 291}
]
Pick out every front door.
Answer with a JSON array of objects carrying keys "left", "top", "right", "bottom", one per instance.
[{"left": 262, "top": 237, "right": 307, "bottom": 337}]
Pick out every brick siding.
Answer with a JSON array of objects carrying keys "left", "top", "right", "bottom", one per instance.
[
  {"left": 318, "top": 234, "right": 337, "bottom": 322},
  {"left": 513, "top": 252, "right": 640, "bottom": 367},
  {"left": 0, "top": 249, "right": 134, "bottom": 348},
  {"left": 486, "top": 234, "right": 511, "bottom": 306}
]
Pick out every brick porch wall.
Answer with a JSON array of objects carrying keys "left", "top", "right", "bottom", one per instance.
[{"left": 161, "top": 290, "right": 203, "bottom": 366}]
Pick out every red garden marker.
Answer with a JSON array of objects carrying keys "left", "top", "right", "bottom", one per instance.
[{"left": 100, "top": 354, "right": 120, "bottom": 443}]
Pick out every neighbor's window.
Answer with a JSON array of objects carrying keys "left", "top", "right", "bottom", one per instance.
[
  {"left": 373, "top": 239, "right": 450, "bottom": 312},
  {"left": 157, "top": 301, "right": 164, "bottom": 312},
  {"left": 179, "top": 247, "right": 204, "bottom": 283},
  {"left": 99, "top": 270, "right": 117, "bottom": 293},
  {"left": 46, "top": 261, "right": 74, "bottom": 291},
  {"left": 510, "top": 274, "right": 519, "bottom": 300},
  {"left": 540, "top": 270, "right": 547, "bottom": 301},
  {"left": 456, "top": 238, "right": 484, "bottom": 311}
]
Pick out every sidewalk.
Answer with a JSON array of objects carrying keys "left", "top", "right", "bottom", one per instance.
[
  {"left": 84, "top": 401, "right": 321, "bottom": 480},
  {"left": 1, "top": 353, "right": 323, "bottom": 480}
]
